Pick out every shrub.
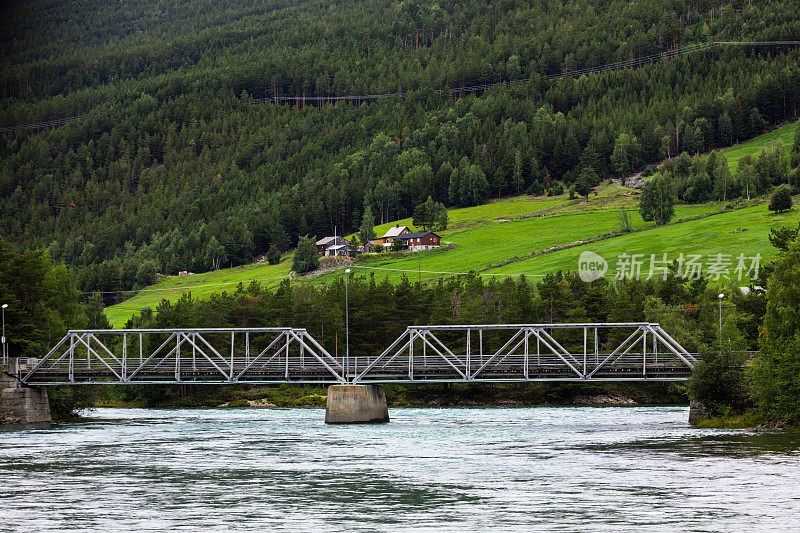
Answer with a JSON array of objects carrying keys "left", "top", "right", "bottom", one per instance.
[
  {"left": 768, "top": 186, "right": 793, "bottom": 213},
  {"left": 688, "top": 344, "right": 747, "bottom": 414},
  {"left": 617, "top": 208, "right": 632, "bottom": 233},
  {"left": 526, "top": 180, "right": 544, "bottom": 196},
  {"left": 266, "top": 247, "right": 281, "bottom": 265}
]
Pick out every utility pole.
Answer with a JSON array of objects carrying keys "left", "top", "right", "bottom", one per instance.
[
  {"left": 1, "top": 304, "right": 7, "bottom": 367},
  {"left": 718, "top": 293, "right": 724, "bottom": 344},
  {"left": 345, "top": 269, "right": 351, "bottom": 381}
]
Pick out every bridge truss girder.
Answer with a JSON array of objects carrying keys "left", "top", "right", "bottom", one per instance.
[
  {"left": 353, "top": 323, "right": 697, "bottom": 383},
  {"left": 20, "top": 328, "right": 343, "bottom": 385},
  {"left": 17, "top": 323, "right": 697, "bottom": 385}
]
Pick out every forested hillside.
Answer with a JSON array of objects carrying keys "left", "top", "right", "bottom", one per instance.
[{"left": 1, "top": 0, "right": 799, "bottom": 302}]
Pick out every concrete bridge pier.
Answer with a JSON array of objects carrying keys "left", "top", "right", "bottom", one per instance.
[
  {"left": 325, "top": 384, "right": 389, "bottom": 424},
  {"left": 1, "top": 359, "right": 51, "bottom": 425}
]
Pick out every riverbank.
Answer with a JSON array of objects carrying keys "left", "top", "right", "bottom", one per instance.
[
  {"left": 692, "top": 412, "right": 766, "bottom": 429},
  {"left": 691, "top": 411, "right": 800, "bottom": 430}
]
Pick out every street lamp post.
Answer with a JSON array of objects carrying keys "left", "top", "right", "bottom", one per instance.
[
  {"left": 345, "top": 269, "right": 351, "bottom": 381},
  {"left": 1, "top": 304, "right": 7, "bottom": 367},
  {"left": 718, "top": 293, "right": 724, "bottom": 342}
]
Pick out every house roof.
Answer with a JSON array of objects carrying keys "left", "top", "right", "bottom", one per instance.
[
  {"left": 316, "top": 236, "right": 349, "bottom": 246},
  {"left": 382, "top": 225, "right": 410, "bottom": 238},
  {"left": 327, "top": 244, "right": 353, "bottom": 251},
  {"left": 397, "top": 231, "right": 439, "bottom": 240}
]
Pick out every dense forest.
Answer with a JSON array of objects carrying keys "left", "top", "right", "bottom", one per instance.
[{"left": 1, "top": 0, "right": 800, "bottom": 301}]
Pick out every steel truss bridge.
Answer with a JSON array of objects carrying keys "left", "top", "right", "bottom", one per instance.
[{"left": 13, "top": 323, "right": 697, "bottom": 386}]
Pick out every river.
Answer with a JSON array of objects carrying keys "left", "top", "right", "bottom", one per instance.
[{"left": 1, "top": 406, "right": 799, "bottom": 531}]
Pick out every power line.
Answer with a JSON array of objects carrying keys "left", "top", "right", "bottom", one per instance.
[
  {"left": 5, "top": 40, "right": 799, "bottom": 132},
  {"left": 0, "top": 114, "right": 83, "bottom": 133},
  {"left": 259, "top": 41, "right": 800, "bottom": 103}
]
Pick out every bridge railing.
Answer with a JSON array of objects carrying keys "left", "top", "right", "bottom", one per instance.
[{"left": 20, "top": 328, "right": 344, "bottom": 385}]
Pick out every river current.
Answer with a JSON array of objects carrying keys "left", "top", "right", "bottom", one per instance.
[{"left": 1, "top": 406, "right": 799, "bottom": 531}]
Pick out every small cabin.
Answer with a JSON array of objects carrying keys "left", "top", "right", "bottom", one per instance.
[{"left": 316, "top": 236, "right": 351, "bottom": 256}]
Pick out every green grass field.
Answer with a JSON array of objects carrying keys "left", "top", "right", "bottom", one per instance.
[
  {"left": 722, "top": 120, "right": 797, "bottom": 171},
  {"left": 367, "top": 182, "right": 642, "bottom": 238},
  {"left": 486, "top": 201, "right": 799, "bottom": 281},
  {"left": 104, "top": 260, "right": 292, "bottom": 326},
  {"left": 105, "top": 121, "right": 799, "bottom": 326},
  {"left": 369, "top": 195, "right": 567, "bottom": 237}
]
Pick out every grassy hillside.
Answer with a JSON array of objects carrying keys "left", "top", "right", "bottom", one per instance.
[
  {"left": 105, "top": 260, "right": 292, "bottom": 326},
  {"left": 342, "top": 201, "right": 720, "bottom": 281},
  {"left": 722, "top": 121, "right": 798, "bottom": 171},
  {"left": 105, "top": 121, "right": 799, "bottom": 326},
  {"left": 487, "top": 202, "right": 799, "bottom": 279},
  {"left": 370, "top": 196, "right": 567, "bottom": 235}
]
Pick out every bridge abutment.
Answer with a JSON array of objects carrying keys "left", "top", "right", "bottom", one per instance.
[
  {"left": 688, "top": 400, "right": 713, "bottom": 425},
  {"left": 325, "top": 384, "right": 389, "bottom": 424},
  {"left": 1, "top": 359, "right": 51, "bottom": 425}
]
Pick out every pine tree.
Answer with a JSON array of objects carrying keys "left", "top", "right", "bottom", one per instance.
[
  {"left": 718, "top": 112, "right": 733, "bottom": 147},
  {"left": 359, "top": 205, "right": 376, "bottom": 243},
  {"left": 512, "top": 150, "right": 524, "bottom": 194},
  {"left": 575, "top": 168, "right": 596, "bottom": 199},
  {"left": 611, "top": 133, "right": 640, "bottom": 176},
  {"left": 748, "top": 107, "right": 767, "bottom": 137},
  {"left": 413, "top": 196, "right": 448, "bottom": 231}
]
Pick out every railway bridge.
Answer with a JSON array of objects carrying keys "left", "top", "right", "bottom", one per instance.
[{"left": 3, "top": 322, "right": 697, "bottom": 424}]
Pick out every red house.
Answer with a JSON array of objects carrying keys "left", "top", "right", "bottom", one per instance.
[{"left": 395, "top": 231, "right": 441, "bottom": 251}]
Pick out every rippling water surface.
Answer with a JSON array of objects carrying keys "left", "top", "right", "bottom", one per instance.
[{"left": 1, "top": 406, "right": 800, "bottom": 531}]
